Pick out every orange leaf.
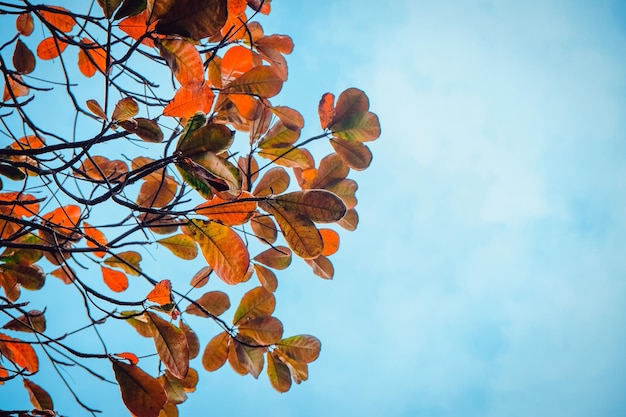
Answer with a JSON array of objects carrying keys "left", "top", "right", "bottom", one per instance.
[
  {"left": 2, "top": 74, "right": 29, "bottom": 101},
  {"left": 157, "top": 38, "right": 205, "bottom": 87},
  {"left": 40, "top": 6, "right": 75, "bottom": 32},
  {"left": 185, "top": 220, "right": 250, "bottom": 285},
  {"left": 163, "top": 83, "right": 214, "bottom": 118},
  {"left": 112, "top": 360, "right": 167, "bottom": 417},
  {"left": 79, "top": 39, "right": 109, "bottom": 76},
  {"left": 330, "top": 136, "right": 373, "bottom": 170},
  {"left": 41, "top": 205, "right": 81, "bottom": 234},
  {"left": 86, "top": 99, "right": 107, "bottom": 120},
  {"left": 146, "top": 279, "right": 172, "bottom": 305},
  {"left": 318, "top": 93, "right": 335, "bottom": 130},
  {"left": 0, "top": 333, "right": 39, "bottom": 373},
  {"left": 16, "top": 13, "right": 34, "bottom": 36},
  {"left": 319, "top": 228, "right": 339, "bottom": 256},
  {"left": 136, "top": 178, "right": 178, "bottom": 208},
  {"left": 194, "top": 191, "right": 257, "bottom": 226},
  {"left": 0, "top": 192, "right": 39, "bottom": 217},
  {"left": 221, "top": 45, "right": 254, "bottom": 84},
  {"left": 83, "top": 222, "right": 108, "bottom": 257},
  {"left": 36, "top": 37, "right": 68, "bottom": 60},
  {"left": 50, "top": 265, "right": 74, "bottom": 284},
  {"left": 247, "top": 0, "right": 271, "bottom": 14},
  {"left": 329, "top": 88, "right": 380, "bottom": 142},
  {"left": 101, "top": 266, "right": 129, "bottom": 292},
  {"left": 77, "top": 155, "right": 129, "bottom": 182},
  {"left": 10, "top": 135, "right": 45, "bottom": 150},
  {"left": 271, "top": 106, "right": 303, "bottom": 131},
  {"left": 181, "top": 322, "right": 200, "bottom": 360},
  {"left": 114, "top": 352, "right": 139, "bottom": 365},
  {"left": 202, "top": 331, "right": 229, "bottom": 372},
  {"left": 118, "top": 10, "right": 155, "bottom": 47}
]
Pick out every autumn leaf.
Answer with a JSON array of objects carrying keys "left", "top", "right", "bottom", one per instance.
[
  {"left": 114, "top": 352, "right": 139, "bottom": 365},
  {"left": 86, "top": 99, "right": 108, "bottom": 120},
  {"left": 181, "top": 323, "right": 200, "bottom": 360},
  {"left": 157, "top": 38, "right": 205, "bottom": 87},
  {"left": 189, "top": 266, "right": 212, "bottom": 288},
  {"left": 83, "top": 222, "right": 108, "bottom": 257},
  {"left": 77, "top": 155, "right": 129, "bottom": 182},
  {"left": 276, "top": 334, "right": 321, "bottom": 363},
  {"left": 101, "top": 266, "right": 129, "bottom": 292},
  {"left": 194, "top": 191, "right": 257, "bottom": 226},
  {"left": 253, "top": 263, "right": 277, "bottom": 292},
  {"left": 318, "top": 92, "right": 335, "bottom": 130},
  {"left": 305, "top": 255, "right": 334, "bottom": 280},
  {"left": 3, "top": 74, "right": 29, "bottom": 101},
  {"left": 184, "top": 220, "right": 250, "bottom": 285},
  {"left": 152, "top": 0, "right": 228, "bottom": 41},
  {"left": 253, "top": 246, "right": 291, "bottom": 270},
  {"left": 176, "top": 122, "right": 234, "bottom": 156},
  {"left": 250, "top": 214, "right": 278, "bottom": 244},
  {"left": 112, "top": 360, "right": 167, "bottom": 417},
  {"left": 13, "top": 39, "right": 35, "bottom": 74},
  {"left": 202, "top": 331, "right": 229, "bottom": 372},
  {"left": 232, "top": 286, "right": 275, "bottom": 325},
  {"left": 104, "top": 251, "right": 142, "bottom": 276},
  {"left": 112, "top": 97, "right": 139, "bottom": 122},
  {"left": 252, "top": 167, "right": 289, "bottom": 197},
  {"left": 40, "top": 6, "right": 76, "bottom": 32},
  {"left": 223, "top": 66, "right": 283, "bottom": 98},
  {"left": 118, "top": 10, "right": 156, "bottom": 47},
  {"left": 184, "top": 291, "right": 230, "bottom": 317},
  {"left": 97, "top": 0, "right": 123, "bottom": 18},
  {"left": 319, "top": 229, "right": 339, "bottom": 256},
  {"left": 237, "top": 316, "right": 283, "bottom": 345},
  {"left": 36, "top": 37, "right": 68, "bottom": 60},
  {"left": 163, "top": 83, "right": 214, "bottom": 118},
  {"left": 146, "top": 279, "right": 172, "bottom": 305},
  {"left": 233, "top": 339, "right": 265, "bottom": 378},
  {"left": 266, "top": 351, "right": 291, "bottom": 393},
  {"left": 329, "top": 88, "right": 381, "bottom": 142},
  {"left": 16, "top": 13, "right": 34, "bottom": 36},
  {"left": 119, "top": 118, "right": 164, "bottom": 142},
  {"left": 0, "top": 332, "right": 39, "bottom": 373},
  {"left": 330, "top": 136, "right": 373, "bottom": 170},
  {"left": 147, "top": 312, "right": 189, "bottom": 379},
  {"left": 2, "top": 310, "right": 46, "bottom": 333},
  {"left": 157, "top": 235, "right": 198, "bottom": 260},
  {"left": 23, "top": 379, "right": 53, "bottom": 410}
]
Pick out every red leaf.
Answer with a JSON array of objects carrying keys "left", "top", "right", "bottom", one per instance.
[{"left": 115, "top": 352, "right": 139, "bottom": 365}]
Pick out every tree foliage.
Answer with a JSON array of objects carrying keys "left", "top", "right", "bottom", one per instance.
[{"left": 0, "top": 0, "right": 380, "bottom": 415}]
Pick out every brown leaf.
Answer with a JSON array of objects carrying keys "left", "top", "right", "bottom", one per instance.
[
  {"left": 202, "top": 331, "right": 229, "bottom": 372},
  {"left": 305, "top": 255, "right": 334, "bottom": 280},
  {"left": 23, "top": 379, "right": 53, "bottom": 410},
  {"left": 266, "top": 351, "right": 291, "bottom": 393},
  {"left": 189, "top": 266, "right": 211, "bottom": 288},
  {"left": 153, "top": 0, "right": 228, "bottom": 41},
  {"left": 233, "top": 286, "right": 275, "bottom": 325},
  {"left": 237, "top": 316, "right": 283, "bottom": 345},
  {"left": 250, "top": 214, "right": 277, "bottom": 244},
  {"left": 253, "top": 246, "right": 292, "bottom": 270},
  {"left": 184, "top": 291, "right": 230, "bottom": 317},
  {"left": 253, "top": 263, "right": 277, "bottom": 292},
  {"left": 112, "top": 97, "right": 139, "bottom": 122},
  {"left": 147, "top": 312, "right": 189, "bottom": 379},
  {"left": 276, "top": 334, "right": 321, "bottom": 363},
  {"left": 2, "top": 310, "right": 46, "bottom": 333},
  {"left": 13, "top": 39, "right": 35, "bottom": 74},
  {"left": 112, "top": 360, "right": 167, "bottom": 417},
  {"left": 252, "top": 167, "right": 289, "bottom": 197},
  {"left": 16, "top": 13, "right": 34, "bottom": 36}
]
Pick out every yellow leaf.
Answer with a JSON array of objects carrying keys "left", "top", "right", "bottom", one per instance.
[{"left": 157, "top": 234, "right": 198, "bottom": 260}]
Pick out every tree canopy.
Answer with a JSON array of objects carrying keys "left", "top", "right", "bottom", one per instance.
[{"left": 0, "top": 1, "right": 381, "bottom": 415}]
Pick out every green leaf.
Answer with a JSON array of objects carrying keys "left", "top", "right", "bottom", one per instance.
[
  {"left": 112, "top": 360, "right": 167, "bottom": 417},
  {"left": 177, "top": 122, "right": 234, "bottom": 156},
  {"left": 119, "top": 118, "right": 164, "bottom": 143}
]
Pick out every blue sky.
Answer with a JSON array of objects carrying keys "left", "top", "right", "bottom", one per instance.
[{"left": 2, "top": 1, "right": 626, "bottom": 416}]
